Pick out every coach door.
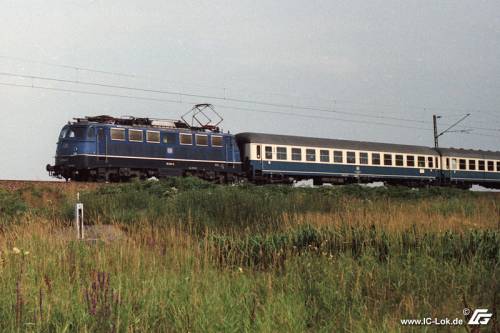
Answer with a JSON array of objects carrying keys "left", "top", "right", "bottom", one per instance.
[{"left": 97, "top": 127, "right": 107, "bottom": 162}]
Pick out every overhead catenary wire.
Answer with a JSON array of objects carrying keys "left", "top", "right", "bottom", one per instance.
[
  {"left": 1, "top": 55, "right": 499, "bottom": 125},
  {"left": 0, "top": 81, "right": 429, "bottom": 130},
  {"left": 0, "top": 71, "right": 433, "bottom": 125},
  {"left": 1, "top": 70, "right": 499, "bottom": 133},
  {"left": 2, "top": 80, "right": 500, "bottom": 140}
]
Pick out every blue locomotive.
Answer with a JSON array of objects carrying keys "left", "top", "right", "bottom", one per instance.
[
  {"left": 47, "top": 104, "right": 500, "bottom": 188},
  {"left": 46, "top": 109, "right": 241, "bottom": 182}
]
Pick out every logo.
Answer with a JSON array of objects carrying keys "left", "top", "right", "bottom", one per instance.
[{"left": 467, "top": 309, "right": 492, "bottom": 325}]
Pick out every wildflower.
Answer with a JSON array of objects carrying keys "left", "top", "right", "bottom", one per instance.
[
  {"left": 238, "top": 267, "right": 243, "bottom": 273},
  {"left": 12, "top": 247, "right": 21, "bottom": 254},
  {"left": 23, "top": 251, "right": 29, "bottom": 256}
]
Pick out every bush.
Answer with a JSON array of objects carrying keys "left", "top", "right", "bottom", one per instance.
[{"left": 0, "top": 189, "right": 27, "bottom": 221}]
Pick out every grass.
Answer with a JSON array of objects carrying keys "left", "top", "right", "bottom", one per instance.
[{"left": 0, "top": 179, "right": 498, "bottom": 332}]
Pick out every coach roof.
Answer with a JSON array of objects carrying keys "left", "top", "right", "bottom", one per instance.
[
  {"left": 235, "top": 132, "right": 439, "bottom": 155},
  {"left": 438, "top": 147, "right": 500, "bottom": 159}
]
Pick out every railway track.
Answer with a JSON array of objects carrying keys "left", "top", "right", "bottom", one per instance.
[{"left": 0, "top": 179, "right": 102, "bottom": 191}]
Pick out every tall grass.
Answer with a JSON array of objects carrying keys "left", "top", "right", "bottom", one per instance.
[{"left": 0, "top": 179, "right": 498, "bottom": 332}]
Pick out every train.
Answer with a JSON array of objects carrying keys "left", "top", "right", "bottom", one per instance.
[{"left": 46, "top": 104, "right": 500, "bottom": 189}]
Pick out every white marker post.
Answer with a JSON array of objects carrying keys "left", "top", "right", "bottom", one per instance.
[{"left": 75, "top": 192, "right": 84, "bottom": 239}]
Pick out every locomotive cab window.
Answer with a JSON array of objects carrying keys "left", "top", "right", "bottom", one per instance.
[
  {"left": 320, "top": 150, "right": 330, "bottom": 162},
  {"left": 428, "top": 157, "right": 434, "bottom": 168},
  {"left": 180, "top": 133, "right": 193, "bottom": 145},
  {"left": 395, "top": 155, "right": 404, "bottom": 166},
  {"left": 384, "top": 154, "right": 392, "bottom": 166},
  {"left": 418, "top": 156, "right": 426, "bottom": 168},
  {"left": 372, "top": 153, "right": 380, "bottom": 165},
  {"left": 147, "top": 131, "right": 160, "bottom": 143},
  {"left": 211, "top": 136, "right": 223, "bottom": 147},
  {"left": 459, "top": 159, "right": 466, "bottom": 170},
  {"left": 277, "top": 147, "right": 287, "bottom": 160},
  {"left": 129, "top": 129, "right": 143, "bottom": 142},
  {"left": 265, "top": 146, "right": 273, "bottom": 159},
  {"left": 256, "top": 145, "right": 261, "bottom": 159},
  {"left": 291, "top": 148, "right": 302, "bottom": 161},
  {"left": 66, "top": 127, "right": 87, "bottom": 139},
  {"left": 306, "top": 149, "right": 316, "bottom": 162},
  {"left": 333, "top": 150, "right": 343, "bottom": 163},
  {"left": 346, "top": 151, "right": 356, "bottom": 164},
  {"left": 359, "top": 152, "right": 368, "bottom": 165},
  {"left": 469, "top": 160, "right": 476, "bottom": 171},
  {"left": 407, "top": 155, "right": 415, "bottom": 167},
  {"left": 59, "top": 126, "right": 69, "bottom": 139},
  {"left": 195, "top": 134, "right": 208, "bottom": 146},
  {"left": 110, "top": 128, "right": 125, "bottom": 141}
]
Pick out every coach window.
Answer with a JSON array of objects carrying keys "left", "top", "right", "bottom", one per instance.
[
  {"left": 459, "top": 159, "right": 466, "bottom": 170},
  {"left": 147, "top": 131, "right": 160, "bottom": 143},
  {"left": 180, "top": 133, "right": 193, "bottom": 145},
  {"left": 265, "top": 146, "right": 273, "bottom": 159},
  {"left": 427, "top": 157, "right": 433, "bottom": 168},
  {"left": 469, "top": 160, "right": 476, "bottom": 171},
  {"left": 372, "top": 153, "right": 380, "bottom": 165},
  {"left": 306, "top": 149, "right": 316, "bottom": 162},
  {"left": 196, "top": 134, "right": 208, "bottom": 146},
  {"left": 320, "top": 150, "right": 330, "bottom": 162},
  {"left": 291, "top": 148, "right": 302, "bottom": 161},
  {"left": 446, "top": 158, "right": 450, "bottom": 169},
  {"left": 451, "top": 158, "right": 457, "bottom": 170},
  {"left": 333, "top": 150, "right": 343, "bottom": 163},
  {"left": 129, "top": 129, "right": 143, "bottom": 142},
  {"left": 384, "top": 154, "right": 392, "bottom": 166},
  {"left": 395, "top": 155, "right": 404, "bottom": 166},
  {"left": 256, "top": 145, "right": 261, "bottom": 159},
  {"left": 277, "top": 147, "right": 287, "bottom": 160},
  {"left": 347, "top": 151, "right": 356, "bottom": 164},
  {"left": 110, "top": 128, "right": 125, "bottom": 141},
  {"left": 487, "top": 161, "right": 494, "bottom": 171},
  {"left": 478, "top": 160, "right": 485, "bottom": 171},
  {"left": 211, "top": 136, "right": 223, "bottom": 147},
  {"left": 407, "top": 155, "right": 415, "bottom": 167},
  {"left": 162, "top": 132, "right": 176, "bottom": 144},
  {"left": 359, "top": 152, "right": 368, "bottom": 165},
  {"left": 497, "top": 161, "right": 500, "bottom": 172},
  {"left": 418, "top": 156, "right": 426, "bottom": 168}
]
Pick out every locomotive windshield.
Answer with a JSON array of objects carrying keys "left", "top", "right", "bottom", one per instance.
[{"left": 59, "top": 126, "right": 90, "bottom": 140}]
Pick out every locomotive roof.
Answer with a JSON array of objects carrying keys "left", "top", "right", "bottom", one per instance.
[
  {"left": 72, "top": 115, "right": 222, "bottom": 133},
  {"left": 236, "top": 132, "right": 438, "bottom": 155}
]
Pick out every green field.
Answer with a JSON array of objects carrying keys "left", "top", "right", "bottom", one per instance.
[{"left": 0, "top": 180, "right": 498, "bottom": 332}]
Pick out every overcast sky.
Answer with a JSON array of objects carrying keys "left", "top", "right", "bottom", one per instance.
[{"left": 0, "top": 0, "right": 499, "bottom": 180}]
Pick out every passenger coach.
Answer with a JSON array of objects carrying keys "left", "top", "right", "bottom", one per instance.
[
  {"left": 439, "top": 148, "right": 500, "bottom": 188},
  {"left": 236, "top": 133, "right": 441, "bottom": 185}
]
